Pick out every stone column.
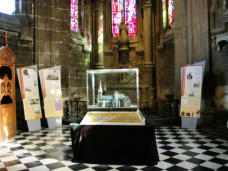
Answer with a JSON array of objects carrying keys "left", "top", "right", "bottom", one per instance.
[
  {"left": 143, "top": 0, "right": 155, "bottom": 100},
  {"left": 94, "top": 0, "right": 105, "bottom": 69}
]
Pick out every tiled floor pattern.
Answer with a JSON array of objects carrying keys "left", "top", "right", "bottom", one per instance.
[{"left": 0, "top": 125, "right": 227, "bottom": 171}]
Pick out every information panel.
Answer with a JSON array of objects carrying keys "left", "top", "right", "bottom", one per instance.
[
  {"left": 39, "top": 66, "right": 63, "bottom": 118},
  {"left": 180, "top": 65, "right": 203, "bottom": 118},
  {"left": 17, "top": 65, "right": 42, "bottom": 120}
]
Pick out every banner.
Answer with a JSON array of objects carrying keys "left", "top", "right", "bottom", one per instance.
[
  {"left": 180, "top": 65, "right": 203, "bottom": 118},
  {"left": 17, "top": 65, "right": 42, "bottom": 120},
  {"left": 39, "top": 66, "right": 63, "bottom": 118}
]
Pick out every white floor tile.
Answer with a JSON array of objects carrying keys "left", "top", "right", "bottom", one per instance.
[
  {"left": 20, "top": 156, "right": 38, "bottom": 163},
  {"left": 173, "top": 154, "right": 191, "bottom": 161},
  {"left": 177, "top": 161, "right": 197, "bottom": 169},
  {"left": 195, "top": 154, "right": 213, "bottom": 161},
  {"left": 7, "top": 164, "right": 27, "bottom": 171},
  {"left": 200, "top": 161, "right": 222, "bottom": 170},
  {"left": 155, "top": 161, "right": 173, "bottom": 169},
  {"left": 40, "top": 158, "right": 59, "bottom": 165}
]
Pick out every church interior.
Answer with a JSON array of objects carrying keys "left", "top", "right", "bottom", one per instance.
[{"left": 0, "top": 0, "right": 228, "bottom": 170}]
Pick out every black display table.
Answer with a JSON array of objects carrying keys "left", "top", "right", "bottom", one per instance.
[{"left": 70, "top": 124, "right": 159, "bottom": 165}]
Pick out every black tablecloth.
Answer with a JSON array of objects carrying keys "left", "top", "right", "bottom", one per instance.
[{"left": 70, "top": 124, "right": 159, "bottom": 165}]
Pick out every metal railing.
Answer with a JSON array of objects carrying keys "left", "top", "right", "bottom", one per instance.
[{"left": 63, "top": 98, "right": 180, "bottom": 123}]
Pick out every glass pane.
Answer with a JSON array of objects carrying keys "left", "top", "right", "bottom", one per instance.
[
  {"left": 112, "top": 10, "right": 124, "bottom": 37},
  {"left": 112, "top": 0, "right": 124, "bottom": 37},
  {"left": 126, "top": 22, "right": 136, "bottom": 37},
  {"left": 70, "top": 0, "right": 79, "bottom": 32},
  {"left": 0, "top": 0, "right": 15, "bottom": 15},
  {"left": 125, "top": 0, "right": 137, "bottom": 37},
  {"left": 87, "top": 69, "right": 139, "bottom": 110},
  {"left": 162, "top": 0, "right": 167, "bottom": 29},
  {"left": 168, "top": 0, "right": 174, "bottom": 28}
]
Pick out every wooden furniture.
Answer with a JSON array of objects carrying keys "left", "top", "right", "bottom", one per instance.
[{"left": 0, "top": 45, "right": 16, "bottom": 141}]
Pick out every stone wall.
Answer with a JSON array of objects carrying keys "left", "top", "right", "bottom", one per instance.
[
  {"left": 156, "top": 43, "right": 175, "bottom": 99},
  {"left": 0, "top": 0, "right": 91, "bottom": 126},
  {"left": 210, "top": 0, "right": 228, "bottom": 127},
  {"left": 34, "top": 0, "right": 70, "bottom": 98}
]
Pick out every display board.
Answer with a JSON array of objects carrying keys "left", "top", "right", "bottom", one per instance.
[
  {"left": 39, "top": 66, "right": 63, "bottom": 118},
  {"left": 17, "top": 65, "right": 42, "bottom": 120},
  {"left": 180, "top": 65, "right": 203, "bottom": 118},
  {"left": 80, "top": 110, "right": 145, "bottom": 125}
]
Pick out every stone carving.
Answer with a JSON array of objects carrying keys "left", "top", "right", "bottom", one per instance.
[
  {"left": 119, "top": 21, "right": 129, "bottom": 48},
  {"left": 118, "top": 21, "right": 129, "bottom": 65}
]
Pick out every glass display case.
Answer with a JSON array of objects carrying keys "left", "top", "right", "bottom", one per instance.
[
  {"left": 81, "top": 68, "right": 145, "bottom": 125},
  {"left": 87, "top": 68, "right": 139, "bottom": 110}
]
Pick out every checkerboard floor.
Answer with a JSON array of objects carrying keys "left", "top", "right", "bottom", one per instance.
[{"left": 0, "top": 125, "right": 227, "bottom": 171}]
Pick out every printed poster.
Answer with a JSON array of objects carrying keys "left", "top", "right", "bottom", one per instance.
[
  {"left": 180, "top": 65, "right": 203, "bottom": 118},
  {"left": 17, "top": 65, "right": 42, "bottom": 120},
  {"left": 39, "top": 66, "right": 63, "bottom": 118}
]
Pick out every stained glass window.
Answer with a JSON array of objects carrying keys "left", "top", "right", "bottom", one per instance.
[
  {"left": 112, "top": 0, "right": 124, "bottom": 37},
  {"left": 0, "top": 0, "right": 15, "bottom": 15},
  {"left": 71, "top": 0, "right": 78, "bottom": 32},
  {"left": 168, "top": 0, "right": 174, "bottom": 28},
  {"left": 125, "top": 0, "right": 137, "bottom": 37},
  {"left": 162, "top": 0, "right": 174, "bottom": 30},
  {"left": 112, "top": 0, "right": 137, "bottom": 37},
  {"left": 162, "top": 0, "right": 167, "bottom": 29}
]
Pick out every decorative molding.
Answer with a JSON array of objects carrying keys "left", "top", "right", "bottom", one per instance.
[
  {"left": 143, "top": 0, "right": 152, "bottom": 9},
  {"left": 95, "top": 0, "right": 104, "bottom": 11},
  {"left": 214, "top": 32, "right": 228, "bottom": 51}
]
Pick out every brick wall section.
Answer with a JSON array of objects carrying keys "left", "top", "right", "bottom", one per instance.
[
  {"left": 0, "top": 0, "right": 91, "bottom": 125},
  {"left": 34, "top": 0, "right": 70, "bottom": 98},
  {"left": 69, "top": 34, "right": 91, "bottom": 100}
]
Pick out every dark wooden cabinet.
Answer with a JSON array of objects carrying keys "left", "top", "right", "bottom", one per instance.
[{"left": 0, "top": 46, "right": 16, "bottom": 141}]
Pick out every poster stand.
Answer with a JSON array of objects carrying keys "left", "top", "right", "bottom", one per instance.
[
  {"left": 180, "top": 61, "right": 206, "bottom": 130},
  {"left": 26, "top": 119, "right": 41, "bottom": 131},
  {"left": 39, "top": 66, "right": 63, "bottom": 129},
  {"left": 181, "top": 117, "right": 198, "bottom": 129},
  {"left": 47, "top": 117, "right": 62, "bottom": 129},
  {"left": 17, "top": 65, "right": 42, "bottom": 132}
]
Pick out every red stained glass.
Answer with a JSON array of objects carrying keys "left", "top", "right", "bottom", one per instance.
[
  {"left": 71, "top": 0, "right": 78, "bottom": 32},
  {"left": 112, "top": 0, "right": 124, "bottom": 37},
  {"left": 112, "top": 0, "right": 136, "bottom": 37},
  {"left": 125, "top": 0, "right": 137, "bottom": 37},
  {"left": 168, "top": 0, "right": 174, "bottom": 28}
]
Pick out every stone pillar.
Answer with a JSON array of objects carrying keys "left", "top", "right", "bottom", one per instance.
[
  {"left": 143, "top": 0, "right": 155, "bottom": 100},
  {"left": 94, "top": 0, "right": 105, "bottom": 69}
]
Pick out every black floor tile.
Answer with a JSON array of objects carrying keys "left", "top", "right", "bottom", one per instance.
[
  {"left": 116, "top": 165, "right": 137, "bottom": 171},
  {"left": 46, "top": 162, "right": 65, "bottom": 170},
  {"left": 161, "top": 151, "right": 178, "bottom": 157},
  {"left": 69, "top": 163, "right": 89, "bottom": 170},
  {"left": 209, "top": 157, "right": 228, "bottom": 165},
  {"left": 24, "top": 161, "right": 43, "bottom": 168},
  {"left": 182, "top": 151, "right": 198, "bottom": 157},
  {"left": 186, "top": 158, "right": 205, "bottom": 164},
  {"left": 192, "top": 166, "right": 214, "bottom": 171},
  {"left": 92, "top": 165, "right": 113, "bottom": 171},
  {"left": 164, "top": 158, "right": 182, "bottom": 165},
  {"left": 167, "top": 166, "right": 188, "bottom": 171}
]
